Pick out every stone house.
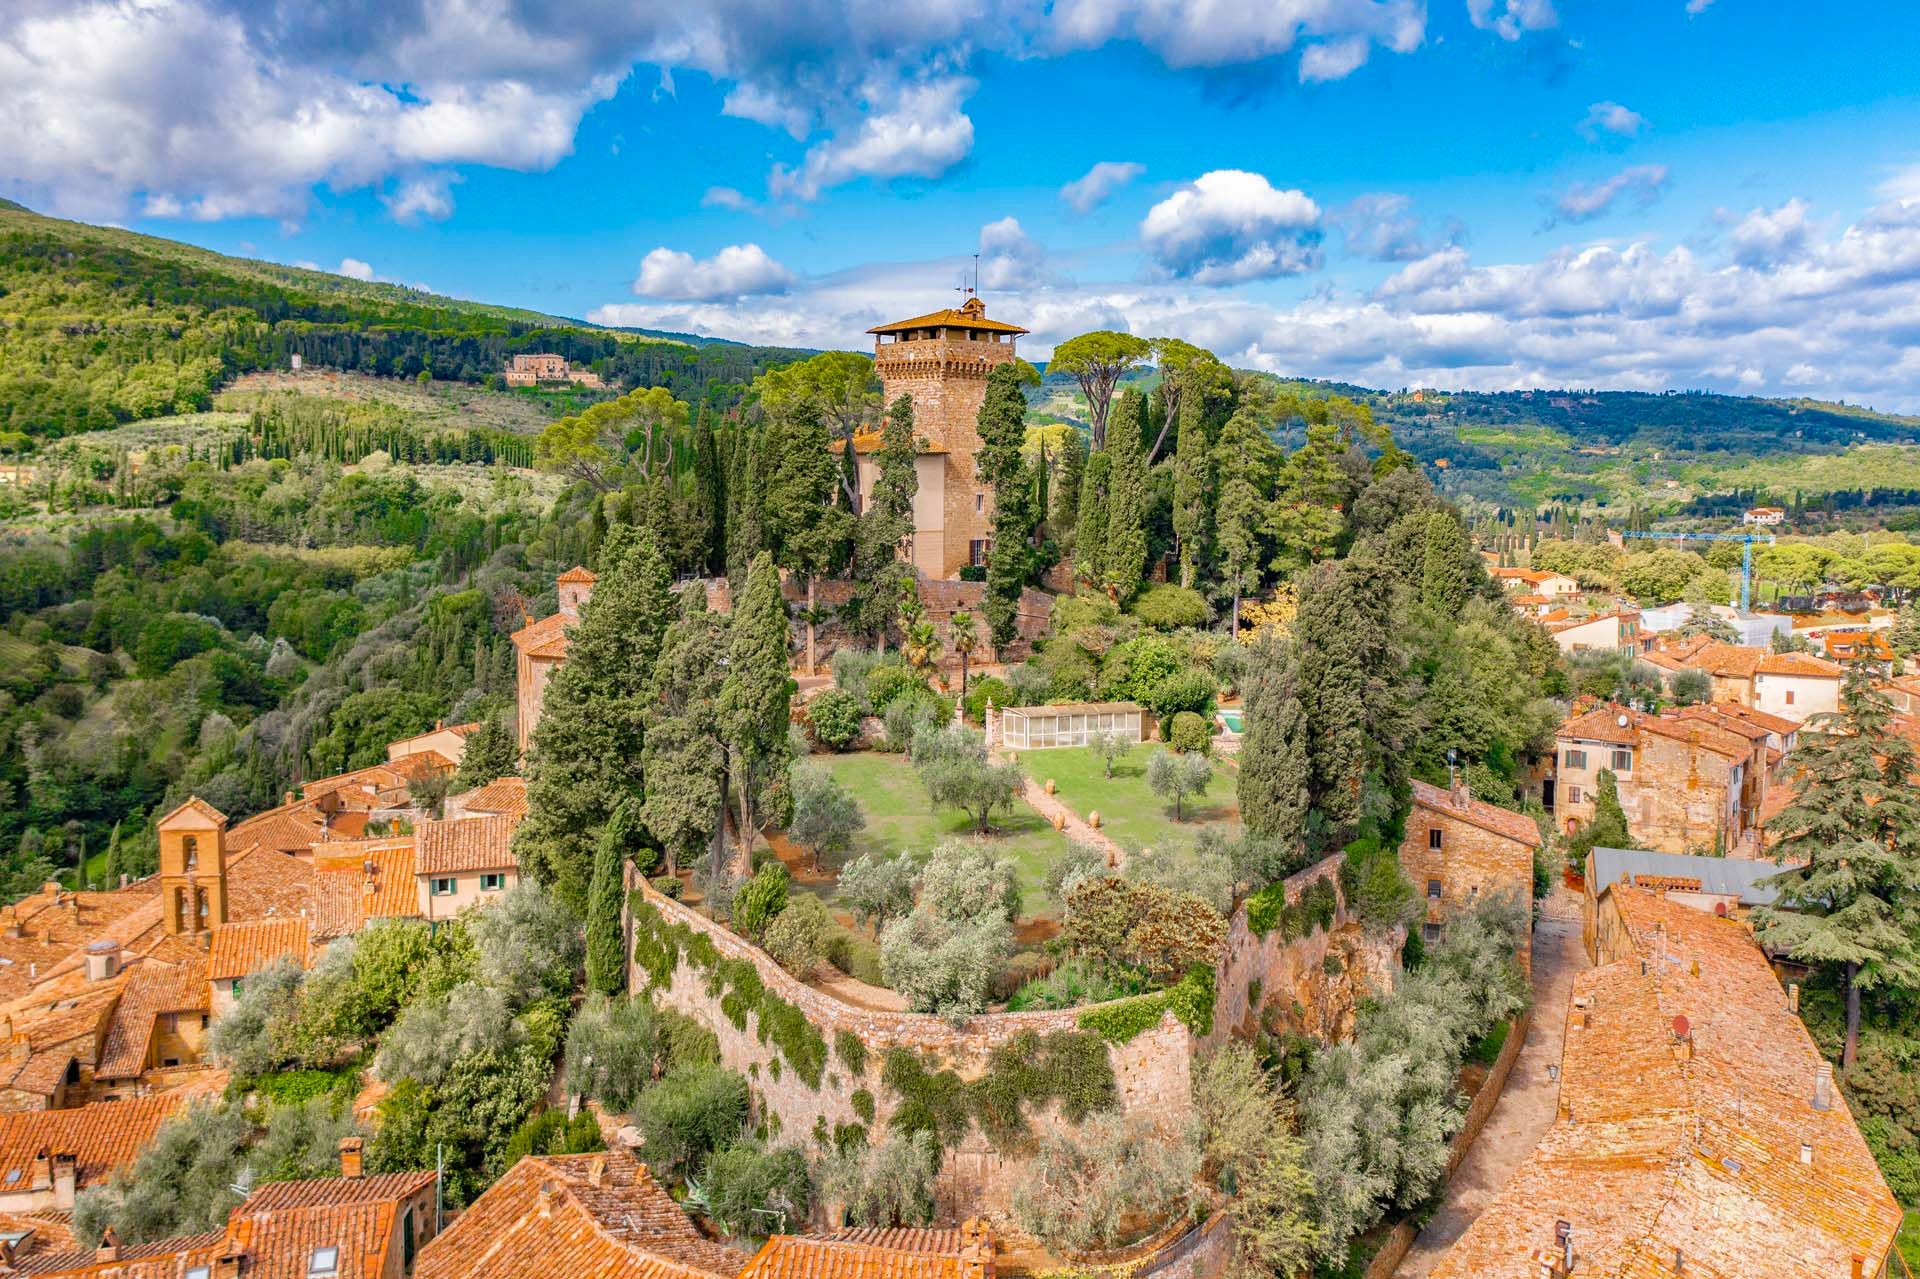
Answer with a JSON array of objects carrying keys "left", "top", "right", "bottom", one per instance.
[
  {"left": 1490, "top": 567, "right": 1580, "bottom": 597},
  {"left": 386, "top": 720, "right": 479, "bottom": 769},
  {"left": 0, "top": 1088, "right": 214, "bottom": 1213},
  {"left": 1554, "top": 705, "right": 1757, "bottom": 855},
  {"left": 207, "top": 917, "right": 312, "bottom": 1015},
  {"left": 510, "top": 565, "right": 595, "bottom": 752},
  {"left": 415, "top": 814, "right": 519, "bottom": 921},
  {"left": 1546, "top": 609, "right": 1644, "bottom": 655},
  {"left": 1431, "top": 884, "right": 1900, "bottom": 1279},
  {"left": 503, "top": 352, "right": 603, "bottom": 388},
  {"left": 1400, "top": 780, "right": 1542, "bottom": 969}
]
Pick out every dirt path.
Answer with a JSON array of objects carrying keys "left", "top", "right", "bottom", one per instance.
[{"left": 1393, "top": 899, "right": 1585, "bottom": 1278}]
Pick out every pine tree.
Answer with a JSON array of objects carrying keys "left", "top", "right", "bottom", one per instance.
[
  {"left": 586, "top": 798, "right": 639, "bottom": 996},
  {"left": 976, "top": 364, "right": 1035, "bottom": 649},
  {"left": 1758, "top": 666, "right": 1920, "bottom": 1067},
  {"left": 1172, "top": 391, "right": 1210, "bottom": 590},
  {"left": 1419, "top": 511, "right": 1473, "bottom": 613},
  {"left": 451, "top": 715, "right": 516, "bottom": 793},
  {"left": 516, "top": 525, "right": 674, "bottom": 915},
  {"left": 1102, "top": 388, "right": 1150, "bottom": 602},
  {"left": 1074, "top": 450, "right": 1110, "bottom": 587},
  {"left": 642, "top": 585, "right": 728, "bottom": 874},
  {"left": 719, "top": 552, "right": 792, "bottom": 854},
  {"left": 692, "top": 407, "right": 726, "bottom": 576},
  {"left": 1213, "top": 408, "right": 1271, "bottom": 638}
]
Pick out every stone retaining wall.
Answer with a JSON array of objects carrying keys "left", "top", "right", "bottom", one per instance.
[
  {"left": 624, "top": 877, "right": 1195, "bottom": 1219},
  {"left": 1443, "top": 1006, "right": 1531, "bottom": 1180}
]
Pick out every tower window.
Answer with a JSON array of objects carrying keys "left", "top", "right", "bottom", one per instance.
[
  {"left": 1428, "top": 828, "right": 1443, "bottom": 850},
  {"left": 969, "top": 539, "right": 990, "bottom": 567},
  {"left": 975, "top": 492, "right": 985, "bottom": 512}
]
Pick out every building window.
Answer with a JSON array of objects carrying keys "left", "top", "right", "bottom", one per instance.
[
  {"left": 181, "top": 835, "right": 197, "bottom": 870},
  {"left": 1564, "top": 749, "right": 1588, "bottom": 770},
  {"left": 1785, "top": 689, "right": 1796, "bottom": 706},
  {"left": 969, "top": 539, "right": 989, "bottom": 567},
  {"left": 1428, "top": 828, "right": 1443, "bottom": 851},
  {"left": 1611, "top": 748, "right": 1632, "bottom": 772},
  {"left": 480, "top": 873, "right": 506, "bottom": 892},
  {"left": 1568, "top": 785, "right": 1584, "bottom": 805},
  {"left": 975, "top": 492, "right": 985, "bottom": 512},
  {"left": 430, "top": 877, "right": 456, "bottom": 897},
  {"left": 162, "top": 1057, "right": 179, "bottom": 1068},
  {"left": 1423, "top": 923, "right": 1442, "bottom": 944},
  {"left": 229, "top": 978, "right": 242, "bottom": 998},
  {"left": 308, "top": 1246, "right": 340, "bottom": 1279},
  {"left": 1426, "top": 879, "right": 1442, "bottom": 900}
]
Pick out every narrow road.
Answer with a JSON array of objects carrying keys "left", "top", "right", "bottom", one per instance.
[{"left": 1394, "top": 900, "right": 1585, "bottom": 1278}]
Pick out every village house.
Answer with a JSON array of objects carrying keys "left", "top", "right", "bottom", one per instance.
[
  {"left": 1881, "top": 673, "right": 1920, "bottom": 713},
  {"left": 1, "top": 1140, "right": 438, "bottom": 1278},
  {"left": 414, "top": 1149, "right": 750, "bottom": 1279},
  {"left": 1743, "top": 504, "right": 1787, "bottom": 525},
  {"left": 415, "top": 815, "right": 518, "bottom": 921},
  {"left": 1553, "top": 704, "right": 1759, "bottom": 855},
  {"left": 1546, "top": 609, "right": 1644, "bottom": 656},
  {"left": 510, "top": 566, "right": 596, "bottom": 753},
  {"left": 861, "top": 296, "right": 1027, "bottom": 580},
  {"left": 1431, "top": 885, "right": 1901, "bottom": 1279},
  {"left": 1753, "top": 650, "right": 1844, "bottom": 721},
  {"left": 502, "top": 353, "right": 603, "bottom": 388},
  {"left": 1399, "top": 779, "right": 1542, "bottom": 968},
  {"left": 0, "top": 1087, "right": 218, "bottom": 1214},
  {"left": 1489, "top": 566, "right": 1580, "bottom": 597},
  {"left": 386, "top": 721, "right": 480, "bottom": 770},
  {"left": 1582, "top": 846, "right": 1784, "bottom": 938}
]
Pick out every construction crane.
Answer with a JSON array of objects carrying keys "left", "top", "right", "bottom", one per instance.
[{"left": 1621, "top": 530, "right": 1776, "bottom": 612}]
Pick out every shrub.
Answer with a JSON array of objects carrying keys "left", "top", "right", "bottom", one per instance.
[
  {"left": 1005, "top": 662, "right": 1053, "bottom": 705},
  {"left": 962, "top": 675, "right": 1014, "bottom": 722},
  {"left": 866, "top": 664, "right": 924, "bottom": 712},
  {"left": 1011, "top": 1112, "right": 1202, "bottom": 1252},
  {"left": 631, "top": 1065, "right": 750, "bottom": 1182},
  {"left": 565, "top": 993, "right": 718, "bottom": 1112},
  {"left": 826, "top": 930, "right": 885, "bottom": 985},
  {"left": 702, "top": 1143, "right": 812, "bottom": 1239},
  {"left": 1168, "top": 710, "right": 1211, "bottom": 755},
  {"left": 1097, "top": 634, "right": 1187, "bottom": 704},
  {"left": 806, "top": 688, "right": 864, "bottom": 750},
  {"left": 1064, "top": 877, "right": 1227, "bottom": 985},
  {"left": 501, "top": 1110, "right": 604, "bottom": 1166},
  {"left": 881, "top": 693, "right": 938, "bottom": 753},
  {"left": 651, "top": 875, "right": 684, "bottom": 899},
  {"left": 468, "top": 882, "right": 582, "bottom": 1006},
  {"left": 765, "top": 895, "right": 835, "bottom": 975},
  {"left": 1133, "top": 584, "right": 1209, "bottom": 630},
  {"left": 831, "top": 648, "right": 885, "bottom": 706},
  {"left": 816, "top": 1131, "right": 939, "bottom": 1228},
  {"left": 732, "top": 863, "right": 790, "bottom": 940},
  {"left": 1148, "top": 668, "right": 1218, "bottom": 723}
]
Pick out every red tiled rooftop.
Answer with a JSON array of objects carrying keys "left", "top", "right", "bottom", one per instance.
[
  {"left": 415, "top": 816, "right": 518, "bottom": 876},
  {"left": 1409, "top": 779, "right": 1542, "bottom": 848},
  {"left": 207, "top": 918, "right": 311, "bottom": 983}
]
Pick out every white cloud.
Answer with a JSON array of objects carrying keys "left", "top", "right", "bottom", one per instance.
[
  {"left": 633, "top": 243, "right": 796, "bottom": 301},
  {"left": 701, "top": 186, "right": 757, "bottom": 212},
  {"left": 1685, "top": 0, "right": 1715, "bottom": 13},
  {"left": 769, "top": 78, "right": 975, "bottom": 201},
  {"left": 1331, "top": 193, "right": 1458, "bottom": 262},
  {"left": 1578, "top": 101, "right": 1647, "bottom": 142},
  {"left": 1060, "top": 161, "right": 1145, "bottom": 214},
  {"left": 382, "top": 172, "right": 461, "bottom": 222},
  {"left": 1877, "top": 163, "right": 1920, "bottom": 207},
  {"left": 1298, "top": 36, "right": 1371, "bottom": 84},
  {"left": 1728, "top": 198, "right": 1813, "bottom": 268},
  {"left": 1546, "top": 164, "right": 1669, "bottom": 226},
  {"left": 337, "top": 258, "right": 376, "bottom": 281},
  {"left": 1140, "top": 170, "right": 1323, "bottom": 284},
  {"left": 1467, "top": 0, "right": 1558, "bottom": 41},
  {"left": 1046, "top": 0, "right": 1424, "bottom": 75},
  {"left": 978, "top": 217, "right": 1053, "bottom": 290}
]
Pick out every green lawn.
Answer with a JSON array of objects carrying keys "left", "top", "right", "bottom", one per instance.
[
  {"left": 817, "top": 751, "right": 1071, "bottom": 917},
  {"left": 1017, "top": 743, "right": 1238, "bottom": 853},
  {"left": 1899, "top": 1210, "right": 1920, "bottom": 1274}
]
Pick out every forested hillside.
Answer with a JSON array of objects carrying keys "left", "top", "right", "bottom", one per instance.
[{"left": 0, "top": 202, "right": 811, "bottom": 443}]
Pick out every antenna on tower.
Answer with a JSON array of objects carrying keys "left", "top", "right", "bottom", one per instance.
[{"left": 973, "top": 252, "right": 980, "bottom": 298}]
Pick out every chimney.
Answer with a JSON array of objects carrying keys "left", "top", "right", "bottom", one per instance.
[
  {"left": 1814, "top": 1061, "right": 1834, "bottom": 1111},
  {"left": 30, "top": 1148, "right": 50, "bottom": 1192},
  {"left": 1789, "top": 982, "right": 1801, "bottom": 1012},
  {"left": 214, "top": 1251, "right": 245, "bottom": 1279},
  {"left": 958, "top": 1218, "right": 994, "bottom": 1279},
  {"left": 1853, "top": 1256, "right": 1867, "bottom": 1279},
  {"left": 285, "top": 791, "right": 295, "bottom": 806},
  {"left": 587, "top": 1155, "right": 606, "bottom": 1189},
  {"left": 96, "top": 1227, "right": 120, "bottom": 1263},
  {"left": 0, "top": 1238, "right": 13, "bottom": 1268},
  {"left": 52, "top": 1152, "right": 77, "bottom": 1209},
  {"left": 537, "top": 1181, "right": 557, "bottom": 1219},
  {"left": 339, "top": 1136, "right": 364, "bottom": 1180},
  {"left": 85, "top": 939, "right": 120, "bottom": 982}
]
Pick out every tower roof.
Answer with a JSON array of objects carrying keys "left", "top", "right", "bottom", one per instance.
[
  {"left": 868, "top": 296, "right": 1028, "bottom": 336},
  {"left": 556, "top": 565, "right": 597, "bottom": 584},
  {"left": 155, "top": 796, "right": 228, "bottom": 831}
]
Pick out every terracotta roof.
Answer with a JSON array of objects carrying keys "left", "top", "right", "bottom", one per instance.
[
  {"left": 0, "top": 890, "right": 168, "bottom": 1003},
  {"left": 415, "top": 1151, "right": 747, "bottom": 1279},
  {"left": 1686, "top": 642, "right": 1768, "bottom": 678},
  {"left": 1558, "top": 704, "right": 1641, "bottom": 746},
  {"left": 556, "top": 566, "right": 598, "bottom": 585},
  {"left": 1667, "top": 705, "right": 1771, "bottom": 743},
  {"left": 1547, "top": 609, "right": 1639, "bottom": 634},
  {"left": 820, "top": 1230, "right": 966, "bottom": 1254},
  {"left": 310, "top": 844, "right": 421, "bottom": 940},
  {"left": 1634, "top": 713, "right": 1752, "bottom": 762},
  {"left": 0, "top": 1210, "right": 76, "bottom": 1258},
  {"left": 867, "top": 299, "right": 1027, "bottom": 336},
  {"left": 739, "top": 1235, "right": 985, "bottom": 1279},
  {"left": 389, "top": 723, "right": 482, "bottom": 748},
  {"left": 1410, "top": 779, "right": 1542, "bottom": 848},
  {"left": 153, "top": 798, "right": 227, "bottom": 831},
  {"left": 509, "top": 609, "right": 572, "bottom": 660},
  {"left": 96, "top": 954, "right": 209, "bottom": 1080},
  {"left": 1490, "top": 567, "right": 1550, "bottom": 583},
  {"left": 1756, "top": 651, "right": 1844, "bottom": 678},
  {"left": 0, "top": 1091, "right": 209, "bottom": 1192},
  {"left": 8, "top": 1230, "right": 227, "bottom": 1278},
  {"left": 226, "top": 805, "right": 328, "bottom": 858},
  {"left": 415, "top": 816, "right": 518, "bottom": 876},
  {"left": 1431, "top": 886, "right": 1901, "bottom": 1279},
  {"left": 207, "top": 918, "right": 311, "bottom": 983},
  {"left": 223, "top": 848, "right": 318, "bottom": 925},
  {"left": 452, "top": 777, "right": 527, "bottom": 821},
  {"left": 1694, "top": 702, "right": 1799, "bottom": 736}
]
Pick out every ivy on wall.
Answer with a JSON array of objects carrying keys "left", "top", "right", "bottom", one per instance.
[
  {"left": 882, "top": 1029, "right": 1119, "bottom": 1155},
  {"left": 1077, "top": 965, "right": 1216, "bottom": 1044},
  {"left": 1244, "top": 876, "right": 1339, "bottom": 941},
  {"left": 631, "top": 894, "right": 829, "bottom": 1089}
]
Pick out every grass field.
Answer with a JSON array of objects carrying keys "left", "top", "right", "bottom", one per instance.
[
  {"left": 1018, "top": 742, "right": 1237, "bottom": 853},
  {"left": 816, "top": 750, "right": 1071, "bottom": 917}
]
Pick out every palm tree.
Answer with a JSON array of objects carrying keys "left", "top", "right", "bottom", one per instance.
[
  {"left": 950, "top": 610, "right": 977, "bottom": 697},
  {"left": 903, "top": 620, "right": 942, "bottom": 681}
]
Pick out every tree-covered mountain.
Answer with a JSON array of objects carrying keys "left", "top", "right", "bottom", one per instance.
[{"left": 0, "top": 203, "right": 812, "bottom": 444}]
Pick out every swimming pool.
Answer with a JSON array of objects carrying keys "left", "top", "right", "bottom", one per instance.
[{"left": 1218, "top": 709, "right": 1244, "bottom": 733}]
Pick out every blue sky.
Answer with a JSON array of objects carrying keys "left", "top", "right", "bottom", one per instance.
[{"left": 6, "top": 0, "right": 1920, "bottom": 406}]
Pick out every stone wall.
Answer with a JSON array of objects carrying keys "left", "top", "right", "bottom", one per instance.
[
  {"left": 1206, "top": 854, "right": 1401, "bottom": 1050},
  {"left": 625, "top": 879, "right": 1195, "bottom": 1220}
]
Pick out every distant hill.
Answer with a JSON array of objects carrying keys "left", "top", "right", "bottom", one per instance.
[{"left": 0, "top": 203, "right": 813, "bottom": 442}]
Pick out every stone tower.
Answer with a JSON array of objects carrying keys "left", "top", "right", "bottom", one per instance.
[
  {"left": 155, "top": 796, "right": 229, "bottom": 936},
  {"left": 866, "top": 297, "right": 1028, "bottom": 579}
]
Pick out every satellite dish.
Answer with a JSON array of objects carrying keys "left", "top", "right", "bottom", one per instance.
[
  {"left": 1617, "top": 714, "right": 1630, "bottom": 727},
  {"left": 1671, "top": 1015, "right": 1691, "bottom": 1040}
]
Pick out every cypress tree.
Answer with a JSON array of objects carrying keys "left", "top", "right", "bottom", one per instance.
[
  {"left": 643, "top": 585, "right": 729, "bottom": 874},
  {"left": 1292, "top": 552, "right": 1408, "bottom": 839},
  {"left": 1238, "top": 637, "right": 1311, "bottom": 850},
  {"left": 1419, "top": 511, "right": 1473, "bottom": 613},
  {"left": 586, "top": 798, "right": 640, "bottom": 996},
  {"left": 1074, "top": 450, "right": 1111, "bottom": 587},
  {"left": 1214, "top": 407, "right": 1270, "bottom": 637},
  {"left": 724, "top": 426, "right": 752, "bottom": 583},
  {"left": 977, "top": 364, "right": 1035, "bottom": 649},
  {"left": 847, "top": 396, "right": 918, "bottom": 646},
  {"left": 718, "top": 552, "right": 792, "bottom": 853},
  {"left": 451, "top": 715, "right": 516, "bottom": 793},
  {"left": 765, "top": 401, "right": 851, "bottom": 675},
  {"left": 1171, "top": 391, "right": 1210, "bottom": 590},
  {"left": 1103, "top": 388, "right": 1150, "bottom": 602},
  {"left": 1050, "top": 428, "right": 1086, "bottom": 554},
  {"left": 692, "top": 406, "right": 725, "bottom": 576},
  {"left": 515, "top": 525, "right": 674, "bottom": 915}
]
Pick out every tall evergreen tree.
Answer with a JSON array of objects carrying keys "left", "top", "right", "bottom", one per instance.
[
  {"left": 1267, "top": 423, "right": 1348, "bottom": 575},
  {"left": 451, "top": 715, "right": 515, "bottom": 793},
  {"left": 1292, "top": 552, "right": 1408, "bottom": 839},
  {"left": 846, "top": 395, "right": 918, "bottom": 647},
  {"left": 1213, "top": 407, "right": 1272, "bottom": 637},
  {"left": 719, "top": 553, "right": 792, "bottom": 855},
  {"left": 1419, "top": 511, "right": 1473, "bottom": 614},
  {"left": 1050, "top": 429, "right": 1087, "bottom": 555},
  {"left": 1237, "top": 636, "right": 1311, "bottom": 849},
  {"left": 1758, "top": 666, "right": 1920, "bottom": 1067},
  {"left": 1172, "top": 391, "right": 1211, "bottom": 590},
  {"left": 691, "top": 407, "right": 726, "bottom": 576},
  {"left": 1102, "top": 388, "right": 1150, "bottom": 603},
  {"left": 1074, "top": 450, "right": 1111, "bottom": 587},
  {"left": 765, "top": 402, "right": 852, "bottom": 674},
  {"left": 586, "top": 797, "right": 641, "bottom": 996},
  {"left": 642, "top": 586, "right": 728, "bottom": 873},
  {"left": 515, "top": 525, "right": 674, "bottom": 914},
  {"left": 976, "top": 364, "right": 1036, "bottom": 649}
]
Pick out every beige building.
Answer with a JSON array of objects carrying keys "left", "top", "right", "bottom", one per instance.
[
  {"left": 387, "top": 721, "right": 479, "bottom": 769},
  {"left": 416, "top": 815, "right": 519, "bottom": 921},
  {"left": 503, "top": 353, "right": 604, "bottom": 388},
  {"left": 864, "top": 296, "right": 1028, "bottom": 580},
  {"left": 1400, "top": 780, "right": 1542, "bottom": 969},
  {"left": 1546, "top": 609, "right": 1644, "bottom": 655},
  {"left": 1753, "top": 650, "right": 1843, "bottom": 721},
  {"left": 510, "top": 566, "right": 596, "bottom": 752},
  {"left": 1554, "top": 704, "right": 1761, "bottom": 855}
]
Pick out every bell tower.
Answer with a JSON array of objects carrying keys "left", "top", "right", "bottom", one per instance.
[{"left": 155, "top": 797, "right": 229, "bottom": 936}]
